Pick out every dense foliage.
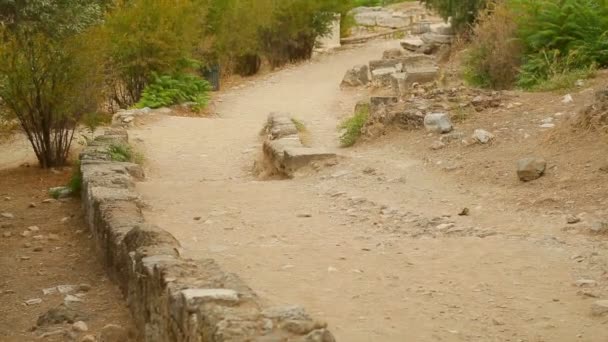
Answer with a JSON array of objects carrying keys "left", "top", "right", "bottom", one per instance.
[
  {"left": 464, "top": 0, "right": 608, "bottom": 90},
  {"left": 420, "top": 0, "right": 488, "bottom": 32},
  {"left": 0, "top": 0, "right": 106, "bottom": 167},
  {"left": 136, "top": 74, "right": 211, "bottom": 111}
]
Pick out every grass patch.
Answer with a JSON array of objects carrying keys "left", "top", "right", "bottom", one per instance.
[
  {"left": 530, "top": 68, "right": 596, "bottom": 92},
  {"left": 291, "top": 117, "right": 312, "bottom": 147},
  {"left": 67, "top": 161, "right": 82, "bottom": 196},
  {"left": 339, "top": 103, "right": 369, "bottom": 147},
  {"left": 108, "top": 144, "right": 133, "bottom": 162}
]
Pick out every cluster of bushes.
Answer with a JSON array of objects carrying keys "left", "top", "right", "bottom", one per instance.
[
  {"left": 0, "top": 0, "right": 367, "bottom": 167},
  {"left": 463, "top": 0, "right": 608, "bottom": 91}
]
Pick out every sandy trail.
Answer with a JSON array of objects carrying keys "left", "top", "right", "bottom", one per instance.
[{"left": 133, "top": 40, "right": 608, "bottom": 341}]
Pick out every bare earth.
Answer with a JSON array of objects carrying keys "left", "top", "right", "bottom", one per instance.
[{"left": 132, "top": 40, "right": 608, "bottom": 341}]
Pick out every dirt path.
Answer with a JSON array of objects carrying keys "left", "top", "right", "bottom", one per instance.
[{"left": 133, "top": 40, "right": 608, "bottom": 341}]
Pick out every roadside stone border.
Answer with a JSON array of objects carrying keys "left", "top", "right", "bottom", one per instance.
[
  {"left": 262, "top": 113, "right": 337, "bottom": 177},
  {"left": 79, "top": 127, "right": 335, "bottom": 341}
]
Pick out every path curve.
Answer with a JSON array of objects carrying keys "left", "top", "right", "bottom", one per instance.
[{"left": 133, "top": 41, "right": 608, "bottom": 342}]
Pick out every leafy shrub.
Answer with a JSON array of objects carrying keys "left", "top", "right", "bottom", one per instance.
[
  {"left": 103, "top": 0, "right": 204, "bottom": 108},
  {"left": 67, "top": 161, "right": 82, "bottom": 196},
  {"left": 420, "top": 0, "right": 488, "bottom": 32},
  {"left": 108, "top": 144, "right": 133, "bottom": 162},
  {"left": 463, "top": 2, "right": 522, "bottom": 89},
  {"left": 136, "top": 73, "right": 211, "bottom": 111},
  {"left": 340, "top": 103, "right": 369, "bottom": 147},
  {"left": 511, "top": 0, "right": 608, "bottom": 89}
]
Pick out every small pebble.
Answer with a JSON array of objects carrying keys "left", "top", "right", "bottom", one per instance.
[
  {"left": 72, "top": 321, "right": 88, "bottom": 332},
  {"left": 27, "top": 226, "right": 40, "bottom": 232},
  {"left": 1, "top": 213, "right": 14, "bottom": 219}
]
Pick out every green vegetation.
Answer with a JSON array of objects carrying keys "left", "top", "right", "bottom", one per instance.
[
  {"left": 108, "top": 144, "right": 133, "bottom": 163},
  {"left": 67, "top": 161, "right": 83, "bottom": 196},
  {"left": 420, "top": 0, "right": 488, "bottom": 32},
  {"left": 291, "top": 118, "right": 307, "bottom": 133},
  {"left": 340, "top": 103, "right": 369, "bottom": 147},
  {"left": 136, "top": 74, "right": 211, "bottom": 111},
  {"left": 463, "top": 0, "right": 607, "bottom": 91}
]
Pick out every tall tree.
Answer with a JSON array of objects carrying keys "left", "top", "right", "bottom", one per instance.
[{"left": 0, "top": 0, "right": 106, "bottom": 168}]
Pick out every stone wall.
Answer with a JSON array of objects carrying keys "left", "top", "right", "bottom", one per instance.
[{"left": 80, "top": 128, "right": 335, "bottom": 342}]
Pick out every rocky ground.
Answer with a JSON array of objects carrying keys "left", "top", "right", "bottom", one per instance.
[
  {"left": 0, "top": 167, "right": 136, "bottom": 342},
  {"left": 129, "top": 38, "right": 608, "bottom": 341}
]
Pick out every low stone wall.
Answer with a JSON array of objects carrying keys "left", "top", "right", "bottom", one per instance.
[
  {"left": 80, "top": 128, "right": 335, "bottom": 342},
  {"left": 262, "top": 113, "right": 337, "bottom": 177}
]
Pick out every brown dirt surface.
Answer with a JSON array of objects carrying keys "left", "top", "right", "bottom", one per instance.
[{"left": 0, "top": 166, "right": 135, "bottom": 342}]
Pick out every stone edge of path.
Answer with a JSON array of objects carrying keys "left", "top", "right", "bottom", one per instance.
[
  {"left": 262, "top": 112, "right": 337, "bottom": 177},
  {"left": 79, "top": 127, "right": 336, "bottom": 342}
]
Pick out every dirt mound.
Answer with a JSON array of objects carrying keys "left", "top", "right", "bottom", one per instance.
[{"left": 574, "top": 88, "right": 608, "bottom": 133}]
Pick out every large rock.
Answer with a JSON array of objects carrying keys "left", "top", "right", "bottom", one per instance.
[
  {"left": 371, "top": 67, "right": 400, "bottom": 87},
  {"left": 472, "top": 129, "right": 495, "bottom": 144},
  {"left": 404, "top": 65, "right": 439, "bottom": 85},
  {"left": 424, "top": 113, "right": 453, "bottom": 134},
  {"left": 517, "top": 158, "right": 547, "bottom": 182},
  {"left": 369, "top": 59, "right": 403, "bottom": 72},
  {"left": 591, "top": 300, "right": 608, "bottom": 316},
  {"left": 391, "top": 73, "right": 408, "bottom": 97},
  {"left": 341, "top": 65, "right": 370, "bottom": 87},
  {"left": 401, "top": 38, "right": 424, "bottom": 52}
]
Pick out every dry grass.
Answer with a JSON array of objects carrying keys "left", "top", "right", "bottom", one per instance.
[{"left": 464, "top": 2, "right": 522, "bottom": 89}]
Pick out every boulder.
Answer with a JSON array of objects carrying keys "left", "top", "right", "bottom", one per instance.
[
  {"left": 404, "top": 65, "right": 439, "bottom": 85},
  {"left": 371, "top": 67, "right": 399, "bottom": 87},
  {"left": 401, "top": 38, "right": 424, "bottom": 52},
  {"left": 591, "top": 300, "right": 608, "bottom": 316},
  {"left": 517, "top": 158, "right": 547, "bottom": 182},
  {"left": 341, "top": 65, "right": 370, "bottom": 87},
  {"left": 472, "top": 129, "right": 495, "bottom": 144},
  {"left": 390, "top": 73, "right": 408, "bottom": 97},
  {"left": 424, "top": 113, "right": 453, "bottom": 134},
  {"left": 369, "top": 59, "right": 403, "bottom": 72}
]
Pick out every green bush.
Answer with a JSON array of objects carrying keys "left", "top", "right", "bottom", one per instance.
[
  {"left": 108, "top": 144, "right": 133, "bottom": 162},
  {"left": 511, "top": 0, "right": 608, "bottom": 89},
  {"left": 67, "top": 161, "right": 82, "bottom": 196},
  {"left": 103, "top": 0, "right": 205, "bottom": 108},
  {"left": 420, "top": 0, "right": 488, "bottom": 32},
  {"left": 340, "top": 103, "right": 369, "bottom": 147},
  {"left": 136, "top": 73, "right": 211, "bottom": 111}
]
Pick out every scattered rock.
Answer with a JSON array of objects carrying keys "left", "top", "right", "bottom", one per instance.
[
  {"left": 424, "top": 113, "right": 453, "bottom": 134},
  {"left": 590, "top": 221, "right": 608, "bottom": 234},
  {"left": 28, "top": 226, "right": 40, "bottom": 232},
  {"left": 1, "top": 212, "right": 14, "bottom": 219},
  {"left": 566, "top": 215, "right": 581, "bottom": 224},
  {"left": 81, "top": 335, "right": 96, "bottom": 342},
  {"left": 341, "top": 65, "right": 370, "bottom": 87},
  {"left": 599, "top": 163, "right": 608, "bottom": 173},
  {"left": 472, "top": 129, "right": 494, "bottom": 144},
  {"left": 193, "top": 216, "right": 202, "bottom": 221},
  {"left": 48, "top": 186, "right": 72, "bottom": 199},
  {"left": 4, "top": 196, "right": 11, "bottom": 201},
  {"left": 42, "top": 198, "right": 56, "bottom": 204},
  {"left": 78, "top": 284, "right": 92, "bottom": 292},
  {"left": 430, "top": 141, "right": 446, "bottom": 150},
  {"left": 517, "top": 158, "right": 547, "bottom": 182},
  {"left": 48, "top": 233, "right": 60, "bottom": 241},
  {"left": 29, "top": 202, "right": 37, "bottom": 208},
  {"left": 362, "top": 167, "right": 377, "bottom": 175},
  {"left": 440, "top": 132, "right": 465, "bottom": 144},
  {"left": 540, "top": 123, "right": 556, "bottom": 129},
  {"left": 34, "top": 246, "right": 43, "bottom": 252},
  {"left": 562, "top": 94, "right": 574, "bottom": 104},
  {"left": 37, "top": 304, "right": 89, "bottom": 326},
  {"left": 575, "top": 279, "right": 597, "bottom": 287},
  {"left": 72, "top": 321, "right": 89, "bottom": 332},
  {"left": 25, "top": 298, "right": 42, "bottom": 306},
  {"left": 61, "top": 217, "right": 70, "bottom": 223},
  {"left": 382, "top": 48, "right": 405, "bottom": 60},
  {"left": 2, "top": 232, "right": 11, "bottom": 238},
  {"left": 98, "top": 324, "right": 129, "bottom": 342},
  {"left": 458, "top": 208, "right": 470, "bottom": 216},
  {"left": 591, "top": 300, "right": 608, "bottom": 316},
  {"left": 21, "top": 231, "right": 31, "bottom": 237}
]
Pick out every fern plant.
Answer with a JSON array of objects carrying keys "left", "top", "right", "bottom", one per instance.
[{"left": 136, "top": 73, "right": 211, "bottom": 111}]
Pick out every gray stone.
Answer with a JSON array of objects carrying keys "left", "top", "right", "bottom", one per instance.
[
  {"left": 81, "top": 335, "right": 96, "bottom": 342},
  {"left": 421, "top": 33, "right": 454, "bottom": 45},
  {"left": 575, "top": 279, "right": 597, "bottom": 287},
  {"left": 591, "top": 300, "right": 608, "bottom": 316},
  {"left": 430, "top": 141, "right": 446, "bottom": 150},
  {"left": 566, "top": 215, "right": 581, "bottom": 224},
  {"left": 48, "top": 186, "right": 72, "bottom": 199},
  {"left": 369, "top": 59, "right": 403, "bottom": 72},
  {"left": 181, "top": 288, "right": 240, "bottom": 309},
  {"left": 37, "top": 304, "right": 89, "bottom": 326},
  {"left": 440, "top": 132, "right": 465, "bottom": 143},
  {"left": 1, "top": 212, "right": 14, "bottom": 219},
  {"left": 404, "top": 65, "right": 439, "bottom": 85},
  {"left": 517, "top": 158, "right": 547, "bottom": 182},
  {"left": 341, "top": 65, "right": 370, "bottom": 87},
  {"left": 305, "top": 329, "right": 336, "bottom": 342},
  {"left": 390, "top": 72, "right": 408, "bottom": 97},
  {"left": 472, "top": 129, "right": 495, "bottom": 144},
  {"left": 73, "top": 321, "right": 89, "bottom": 332},
  {"left": 424, "top": 113, "right": 453, "bottom": 134},
  {"left": 401, "top": 38, "right": 424, "bottom": 52},
  {"left": 263, "top": 305, "right": 310, "bottom": 321},
  {"left": 25, "top": 298, "right": 42, "bottom": 305},
  {"left": 591, "top": 221, "right": 608, "bottom": 234}
]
